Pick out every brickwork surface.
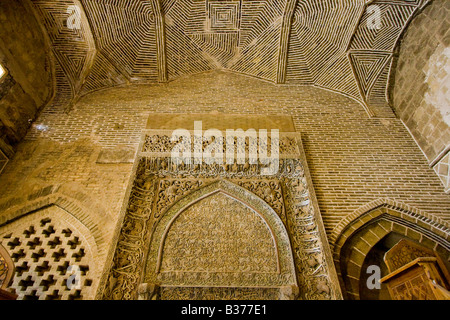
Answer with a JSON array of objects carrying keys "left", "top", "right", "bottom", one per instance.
[
  {"left": 0, "top": 1, "right": 52, "bottom": 157},
  {"left": 0, "top": 71, "right": 445, "bottom": 238},
  {"left": 392, "top": 0, "right": 450, "bottom": 163}
]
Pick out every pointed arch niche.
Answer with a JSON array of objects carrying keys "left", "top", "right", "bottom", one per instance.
[
  {"left": 99, "top": 123, "right": 342, "bottom": 300},
  {"left": 141, "top": 180, "right": 298, "bottom": 300}
]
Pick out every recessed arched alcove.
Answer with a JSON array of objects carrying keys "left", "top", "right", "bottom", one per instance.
[
  {"left": 0, "top": 204, "right": 99, "bottom": 300},
  {"left": 332, "top": 200, "right": 450, "bottom": 300},
  {"left": 142, "top": 180, "right": 298, "bottom": 300}
]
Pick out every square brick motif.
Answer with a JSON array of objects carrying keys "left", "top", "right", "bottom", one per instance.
[{"left": 208, "top": 1, "right": 240, "bottom": 32}]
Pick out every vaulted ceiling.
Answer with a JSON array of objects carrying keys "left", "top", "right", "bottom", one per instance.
[{"left": 29, "top": 0, "right": 432, "bottom": 117}]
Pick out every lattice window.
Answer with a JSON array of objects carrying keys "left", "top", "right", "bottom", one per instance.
[{"left": 0, "top": 209, "right": 94, "bottom": 300}]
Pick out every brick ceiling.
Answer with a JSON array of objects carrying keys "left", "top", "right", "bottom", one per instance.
[{"left": 30, "top": 0, "right": 431, "bottom": 117}]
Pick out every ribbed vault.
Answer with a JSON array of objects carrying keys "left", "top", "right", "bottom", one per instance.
[{"left": 28, "top": 0, "right": 432, "bottom": 116}]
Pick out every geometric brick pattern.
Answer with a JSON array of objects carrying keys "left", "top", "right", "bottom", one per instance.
[
  {"left": 348, "top": 50, "right": 393, "bottom": 116},
  {"left": 346, "top": 0, "right": 431, "bottom": 116},
  {"left": 82, "top": 0, "right": 159, "bottom": 82},
  {"left": 0, "top": 206, "right": 94, "bottom": 300},
  {"left": 27, "top": 0, "right": 435, "bottom": 116},
  {"left": 348, "top": 51, "right": 391, "bottom": 94},
  {"left": 287, "top": 0, "right": 364, "bottom": 94},
  {"left": 31, "top": 0, "right": 96, "bottom": 110},
  {"left": 207, "top": 1, "right": 241, "bottom": 32}
]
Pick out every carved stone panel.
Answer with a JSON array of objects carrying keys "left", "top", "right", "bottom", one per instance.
[{"left": 384, "top": 239, "right": 436, "bottom": 273}]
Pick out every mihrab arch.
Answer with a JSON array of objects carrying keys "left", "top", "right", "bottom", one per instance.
[
  {"left": 141, "top": 180, "right": 298, "bottom": 300},
  {"left": 98, "top": 125, "right": 342, "bottom": 300}
]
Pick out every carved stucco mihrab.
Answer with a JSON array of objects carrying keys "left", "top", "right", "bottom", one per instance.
[
  {"left": 99, "top": 130, "right": 342, "bottom": 300},
  {"left": 144, "top": 180, "right": 296, "bottom": 290},
  {"left": 159, "top": 192, "right": 278, "bottom": 273}
]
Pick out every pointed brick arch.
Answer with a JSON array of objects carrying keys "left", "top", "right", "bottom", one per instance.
[
  {"left": 331, "top": 198, "right": 450, "bottom": 248},
  {"left": 331, "top": 198, "right": 450, "bottom": 299},
  {"left": 0, "top": 185, "right": 110, "bottom": 254}
]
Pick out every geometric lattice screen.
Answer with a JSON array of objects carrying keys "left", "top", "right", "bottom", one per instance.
[{"left": 0, "top": 206, "right": 94, "bottom": 300}]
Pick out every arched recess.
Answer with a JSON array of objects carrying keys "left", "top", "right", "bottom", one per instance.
[
  {"left": 0, "top": 187, "right": 109, "bottom": 300},
  {"left": 331, "top": 199, "right": 450, "bottom": 300},
  {"left": 142, "top": 180, "right": 298, "bottom": 300},
  {"left": 0, "top": 185, "right": 110, "bottom": 254}
]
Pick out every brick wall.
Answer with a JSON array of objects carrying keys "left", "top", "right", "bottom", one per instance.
[
  {"left": 1, "top": 70, "right": 449, "bottom": 298},
  {"left": 0, "top": 1, "right": 53, "bottom": 158},
  {"left": 1, "top": 70, "right": 446, "bottom": 238},
  {"left": 391, "top": 0, "right": 449, "bottom": 164}
]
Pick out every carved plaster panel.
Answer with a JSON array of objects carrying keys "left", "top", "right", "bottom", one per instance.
[
  {"left": 144, "top": 180, "right": 297, "bottom": 289},
  {"left": 99, "top": 130, "right": 341, "bottom": 300}
]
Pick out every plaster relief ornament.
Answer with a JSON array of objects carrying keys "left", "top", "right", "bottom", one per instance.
[{"left": 99, "top": 130, "right": 341, "bottom": 300}]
